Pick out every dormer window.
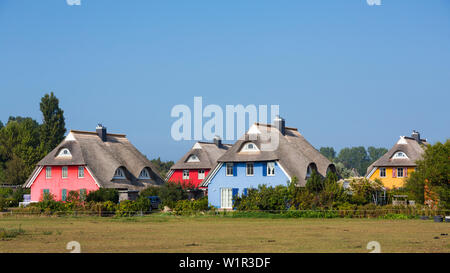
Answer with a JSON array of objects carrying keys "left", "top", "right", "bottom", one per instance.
[
  {"left": 187, "top": 154, "right": 200, "bottom": 163},
  {"left": 392, "top": 151, "right": 408, "bottom": 159},
  {"left": 57, "top": 148, "right": 72, "bottom": 158},
  {"left": 139, "top": 168, "right": 150, "bottom": 179},
  {"left": 241, "top": 142, "right": 259, "bottom": 152},
  {"left": 114, "top": 168, "right": 126, "bottom": 179}
]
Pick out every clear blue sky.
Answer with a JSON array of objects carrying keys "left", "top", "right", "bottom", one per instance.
[{"left": 0, "top": 0, "right": 449, "bottom": 161}]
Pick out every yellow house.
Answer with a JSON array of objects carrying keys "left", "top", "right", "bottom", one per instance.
[{"left": 365, "top": 131, "right": 428, "bottom": 189}]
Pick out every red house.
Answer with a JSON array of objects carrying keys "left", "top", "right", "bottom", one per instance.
[
  {"left": 166, "top": 137, "right": 230, "bottom": 192},
  {"left": 24, "top": 125, "right": 164, "bottom": 202}
]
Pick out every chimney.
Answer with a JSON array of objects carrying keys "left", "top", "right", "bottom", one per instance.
[
  {"left": 213, "top": 135, "right": 222, "bottom": 147},
  {"left": 274, "top": 116, "right": 286, "bottom": 135},
  {"left": 411, "top": 130, "right": 421, "bottom": 143},
  {"left": 96, "top": 124, "right": 107, "bottom": 142}
]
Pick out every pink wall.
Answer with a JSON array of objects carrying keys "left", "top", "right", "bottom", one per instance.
[
  {"left": 30, "top": 165, "right": 99, "bottom": 202},
  {"left": 168, "top": 169, "right": 210, "bottom": 189}
]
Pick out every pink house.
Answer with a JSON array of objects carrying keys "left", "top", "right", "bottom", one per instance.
[{"left": 24, "top": 125, "right": 164, "bottom": 202}]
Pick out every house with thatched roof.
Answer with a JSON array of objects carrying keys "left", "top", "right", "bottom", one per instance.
[
  {"left": 365, "top": 130, "right": 429, "bottom": 189},
  {"left": 200, "top": 117, "right": 335, "bottom": 209},
  {"left": 166, "top": 137, "right": 231, "bottom": 191},
  {"left": 24, "top": 125, "right": 164, "bottom": 202}
]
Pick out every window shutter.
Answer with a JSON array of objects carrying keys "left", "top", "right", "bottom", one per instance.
[
  {"left": 232, "top": 188, "right": 239, "bottom": 206},
  {"left": 62, "top": 189, "right": 67, "bottom": 202},
  {"left": 404, "top": 168, "right": 408, "bottom": 177},
  {"left": 392, "top": 168, "right": 397, "bottom": 178},
  {"left": 262, "top": 162, "right": 267, "bottom": 176},
  {"left": 243, "top": 188, "right": 248, "bottom": 196},
  {"left": 233, "top": 164, "right": 237, "bottom": 176}
]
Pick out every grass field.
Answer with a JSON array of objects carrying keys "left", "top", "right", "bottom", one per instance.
[{"left": 0, "top": 215, "right": 449, "bottom": 253}]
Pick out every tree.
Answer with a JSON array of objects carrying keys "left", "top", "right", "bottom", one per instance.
[
  {"left": 0, "top": 120, "right": 3, "bottom": 130},
  {"left": 4, "top": 155, "right": 29, "bottom": 185},
  {"left": 405, "top": 140, "right": 450, "bottom": 209},
  {"left": 367, "top": 146, "right": 388, "bottom": 163},
  {"left": 151, "top": 157, "right": 174, "bottom": 178},
  {"left": 40, "top": 92, "right": 66, "bottom": 154},
  {"left": 337, "top": 147, "right": 370, "bottom": 177},
  {"left": 305, "top": 170, "right": 324, "bottom": 193},
  {"left": 320, "top": 147, "right": 336, "bottom": 161}
]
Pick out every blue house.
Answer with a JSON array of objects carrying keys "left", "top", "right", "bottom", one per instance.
[{"left": 201, "top": 117, "right": 335, "bottom": 209}]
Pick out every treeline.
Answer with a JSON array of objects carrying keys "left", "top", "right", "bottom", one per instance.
[
  {"left": 319, "top": 146, "right": 388, "bottom": 178},
  {"left": 0, "top": 93, "right": 66, "bottom": 185}
]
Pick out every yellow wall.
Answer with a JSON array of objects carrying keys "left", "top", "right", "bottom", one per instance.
[{"left": 368, "top": 167, "right": 415, "bottom": 189}]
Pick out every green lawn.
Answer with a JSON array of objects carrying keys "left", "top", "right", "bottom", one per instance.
[{"left": 0, "top": 215, "right": 449, "bottom": 253}]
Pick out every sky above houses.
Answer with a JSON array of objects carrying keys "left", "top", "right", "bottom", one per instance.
[{"left": 0, "top": 0, "right": 449, "bottom": 161}]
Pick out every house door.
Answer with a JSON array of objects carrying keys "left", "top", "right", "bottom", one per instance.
[{"left": 220, "top": 188, "right": 232, "bottom": 209}]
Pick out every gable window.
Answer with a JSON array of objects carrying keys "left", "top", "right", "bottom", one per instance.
[
  {"left": 246, "top": 163, "right": 254, "bottom": 176},
  {"left": 46, "top": 167, "right": 52, "bottom": 179},
  {"left": 114, "top": 168, "right": 126, "bottom": 179},
  {"left": 78, "top": 166, "right": 85, "bottom": 178},
  {"left": 306, "top": 166, "right": 312, "bottom": 178},
  {"left": 306, "top": 163, "right": 317, "bottom": 179},
  {"left": 62, "top": 166, "right": 68, "bottom": 179},
  {"left": 379, "top": 168, "right": 386, "bottom": 178},
  {"left": 226, "top": 163, "right": 234, "bottom": 176},
  {"left": 139, "top": 168, "right": 150, "bottom": 179},
  {"left": 198, "top": 169, "right": 205, "bottom": 180},
  {"left": 187, "top": 155, "right": 200, "bottom": 163},
  {"left": 397, "top": 168, "right": 404, "bottom": 178},
  {"left": 242, "top": 142, "right": 259, "bottom": 152},
  {"left": 267, "top": 162, "right": 275, "bottom": 176},
  {"left": 57, "top": 148, "right": 72, "bottom": 158},
  {"left": 393, "top": 151, "right": 408, "bottom": 159},
  {"left": 183, "top": 170, "right": 190, "bottom": 180}
]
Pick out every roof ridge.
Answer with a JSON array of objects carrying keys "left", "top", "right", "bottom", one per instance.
[
  {"left": 70, "top": 130, "right": 126, "bottom": 138},
  {"left": 254, "top": 122, "right": 298, "bottom": 131}
]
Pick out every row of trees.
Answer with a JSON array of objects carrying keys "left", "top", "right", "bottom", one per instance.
[
  {"left": 0, "top": 93, "right": 66, "bottom": 185},
  {"left": 319, "top": 146, "right": 388, "bottom": 178}
]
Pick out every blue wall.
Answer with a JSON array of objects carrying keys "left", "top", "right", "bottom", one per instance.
[{"left": 207, "top": 161, "right": 290, "bottom": 208}]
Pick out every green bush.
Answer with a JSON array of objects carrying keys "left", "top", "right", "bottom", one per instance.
[
  {"left": 115, "top": 200, "right": 138, "bottom": 217},
  {"left": 86, "top": 188, "right": 119, "bottom": 203},
  {"left": 140, "top": 186, "right": 161, "bottom": 198},
  {"left": 173, "top": 197, "right": 209, "bottom": 215},
  {"left": 159, "top": 183, "right": 188, "bottom": 209}
]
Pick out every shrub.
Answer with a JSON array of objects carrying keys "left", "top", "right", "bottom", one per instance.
[
  {"left": 115, "top": 200, "right": 138, "bottom": 217},
  {"left": 86, "top": 188, "right": 119, "bottom": 203},
  {"left": 173, "top": 197, "right": 209, "bottom": 215},
  {"left": 159, "top": 183, "right": 188, "bottom": 209},
  {"left": 140, "top": 186, "right": 161, "bottom": 198}
]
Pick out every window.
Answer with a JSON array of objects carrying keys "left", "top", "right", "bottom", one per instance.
[
  {"left": 42, "top": 189, "right": 50, "bottom": 199},
  {"left": 198, "top": 169, "right": 205, "bottom": 180},
  {"left": 62, "top": 189, "right": 67, "bottom": 202},
  {"left": 241, "top": 142, "right": 259, "bottom": 152},
  {"left": 46, "top": 167, "right": 52, "bottom": 179},
  {"left": 78, "top": 166, "right": 85, "bottom": 178},
  {"left": 246, "top": 163, "right": 254, "bottom": 176},
  {"left": 139, "top": 168, "right": 150, "bottom": 179},
  {"left": 114, "top": 168, "right": 125, "bottom": 179},
  {"left": 393, "top": 151, "right": 408, "bottom": 159},
  {"left": 183, "top": 170, "right": 189, "bottom": 180},
  {"left": 267, "top": 162, "right": 275, "bottom": 176},
  {"left": 62, "top": 166, "right": 68, "bottom": 179},
  {"left": 57, "top": 148, "right": 72, "bottom": 158},
  {"left": 306, "top": 166, "right": 312, "bottom": 178},
  {"left": 397, "top": 168, "right": 404, "bottom": 178},
  {"left": 187, "top": 155, "right": 200, "bottom": 163},
  {"left": 80, "top": 189, "right": 87, "bottom": 201},
  {"left": 226, "top": 163, "right": 234, "bottom": 176},
  {"left": 379, "top": 168, "right": 386, "bottom": 178},
  {"left": 221, "top": 188, "right": 232, "bottom": 209}
]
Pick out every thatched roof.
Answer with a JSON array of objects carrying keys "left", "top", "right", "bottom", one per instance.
[
  {"left": 202, "top": 123, "right": 334, "bottom": 187},
  {"left": 170, "top": 142, "right": 232, "bottom": 171},
  {"left": 365, "top": 135, "right": 429, "bottom": 177},
  {"left": 24, "top": 130, "right": 164, "bottom": 190}
]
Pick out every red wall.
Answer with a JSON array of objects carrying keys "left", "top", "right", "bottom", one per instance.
[
  {"left": 30, "top": 165, "right": 99, "bottom": 202},
  {"left": 168, "top": 169, "right": 210, "bottom": 189}
]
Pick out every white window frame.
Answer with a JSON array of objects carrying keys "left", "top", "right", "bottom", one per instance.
[
  {"left": 397, "top": 167, "right": 404, "bottom": 178},
  {"left": 241, "top": 142, "right": 259, "bottom": 152},
  {"left": 198, "top": 169, "right": 205, "bottom": 180},
  {"left": 182, "top": 170, "right": 190, "bottom": 180},
  {"left": 393, "top": 151, "right": 408, "bottom": 159},
  {"left": 267, "top": 162, "right": 275, "bottom": 176},
  {"left": 114, "top": 168, "right": 126, "bottom": 179},
  {"left": 220, "top": 188, "right": 233, "bottom": 209},
  {"left": 246, "top": 163, "right": 254, "bottom": 176},
  {"left": 139, "top": 168, "right": 150, "bottom": 179},
  {"left": 379, "top": 167, "right": 386, "bottom": 178},
  {"left": 306, "top": 166, "right": 312, "bottom": 178},
  {"left": 46, "top": 167, "right": 52, "bottom": 179},
  {"left": 226, "top": 163, "right": 234, "bottom": 176},
  {"left": 78, "top": 166, "right": 85, "bottom": 178},
  {"left": 57, "top": 148, "right": 72, "bottom": 158},
  {"left": 62, "top": 166, "right": 68, "bottom": 179}
]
